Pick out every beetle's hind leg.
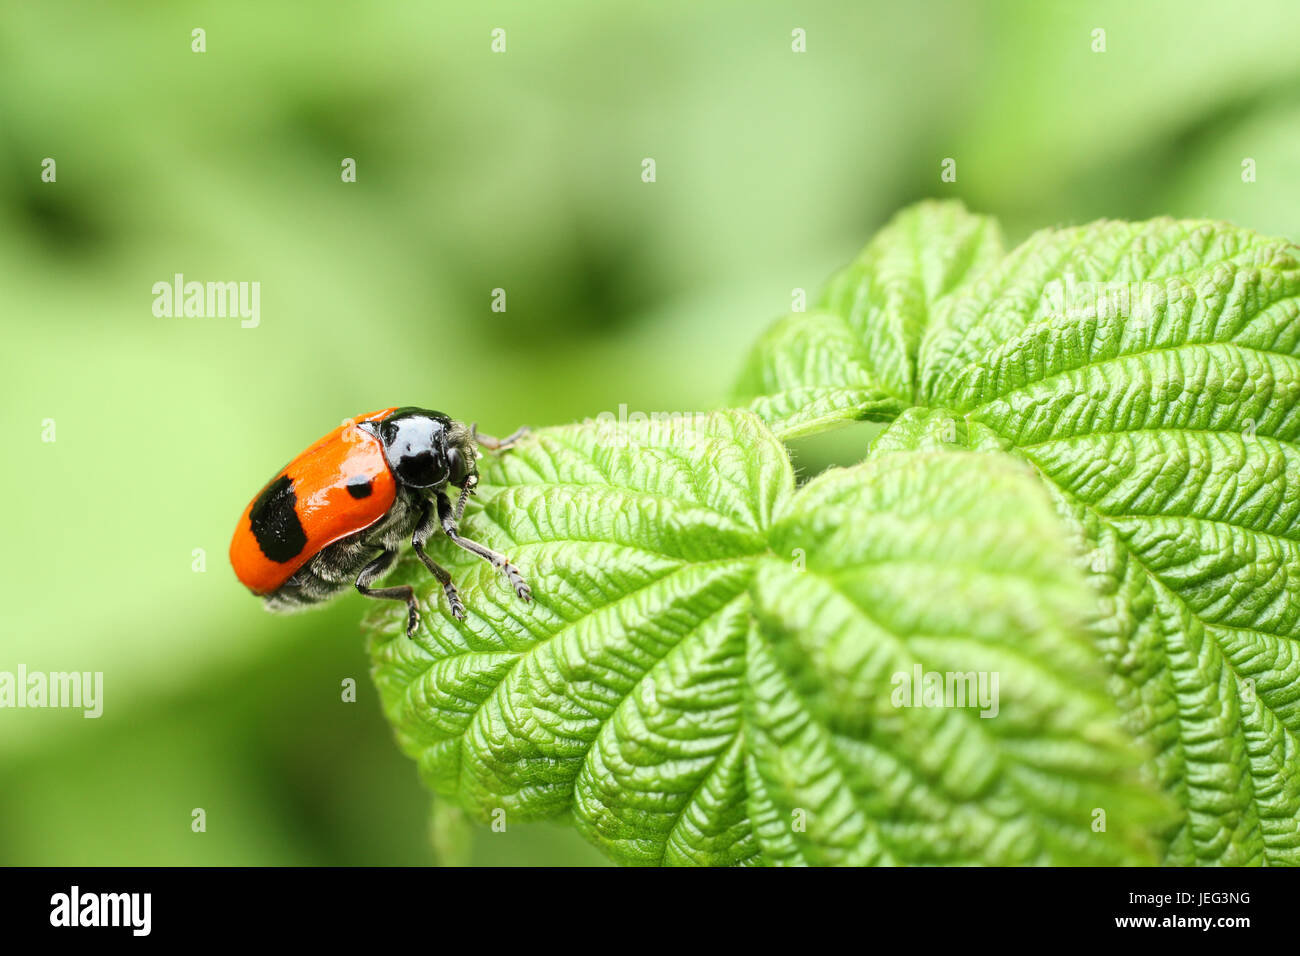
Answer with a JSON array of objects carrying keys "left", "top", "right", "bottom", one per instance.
[
  {"left": 412, "top": 502, "right": 466, "bottom": 621},
  {"left": 436, "top": 492, "right": 532, "bottom": 603},
  {"left": 355, "top": 548, "right": 420, "bottom": 637}
]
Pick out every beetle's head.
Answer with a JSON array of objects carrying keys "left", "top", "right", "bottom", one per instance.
[{"left": 365, "top": 407, "right": 476, "bottom": 490}]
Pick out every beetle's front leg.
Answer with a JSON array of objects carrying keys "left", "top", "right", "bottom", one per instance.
[
  {"left": 435, "top": 491, "right": 532, "bottom": 603},
  {"left": 472, "top": 424, "right": 530, "bottom": 452}
]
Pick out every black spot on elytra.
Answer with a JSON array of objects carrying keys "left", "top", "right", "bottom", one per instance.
[
  {"left": 249, "top": 474, "right": 308, "bottom": 563},
  {"left": 346, "top": 476, "right": 373, "bottom": 499}
]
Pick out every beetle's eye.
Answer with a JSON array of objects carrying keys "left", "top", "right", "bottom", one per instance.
[{"left": 447, "top": 446, "right": 469, "bottom": 485}]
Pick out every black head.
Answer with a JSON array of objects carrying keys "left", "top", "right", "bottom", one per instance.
[{"left": 365, "top": 407, "right": 475, "bottom": 490}]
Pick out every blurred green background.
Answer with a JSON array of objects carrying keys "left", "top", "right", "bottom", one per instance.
[{"left": 2, "top": 0, "right": 1298, "bottom": 866}]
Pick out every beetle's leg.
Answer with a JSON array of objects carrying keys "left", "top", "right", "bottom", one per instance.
[
  {"left": 471, "top": 423, "right": 530, "bottom": 452},
  {"left": 412, "top": 502, "right": 465, "bottom": 620},
  {"left": 355, "top": 549, "right": 420, "bottom": 637},
  {"left": 436, "top": 491, "right": 532, "bottom": 603}
]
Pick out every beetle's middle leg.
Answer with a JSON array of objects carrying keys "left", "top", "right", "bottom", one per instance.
[
  {"left": 435, "top": 492, "right": 532, "bottom": 602},
  {"left": 412, "top": 501, "right": 466, "bottom": 620}
]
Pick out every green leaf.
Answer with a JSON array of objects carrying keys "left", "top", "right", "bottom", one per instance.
[
  {"left": 740, "top": 208, "right": 1300, "bottom": 865},
  {"left": 732, "top": 201, "right": 1002, "bottom": 438},
  {"left": 368, "top": 410, "right": 1167, "bottom": 865}
]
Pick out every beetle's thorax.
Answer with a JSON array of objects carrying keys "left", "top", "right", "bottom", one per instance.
[{"left": 361, "top": 407, "right": 474, "bottom": 491}]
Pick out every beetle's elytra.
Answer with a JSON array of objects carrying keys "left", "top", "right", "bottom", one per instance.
[{"left": 230, "top": 407, "right": 531, "bottom": 636}]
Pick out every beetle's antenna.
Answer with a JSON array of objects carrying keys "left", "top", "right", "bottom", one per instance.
[{"left": 454, "top": 474, "right": 477, "bottom": 523}]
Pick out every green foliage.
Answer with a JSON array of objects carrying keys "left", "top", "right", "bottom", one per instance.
[
  {"left": 368, "top": 410, "right": 1168, "bottom": 865},
  {"left": 734, "top": 201, "right": 1002, "bottom": 437},
  {"left": 735, "top": 202, "right": 1300, "bottom": 865},
  {"left": 10, "top": 0, "right": 1300, "bottom": 871},
  {"left": 370, "top": 202, "right": 1300, "bottom": 866}
]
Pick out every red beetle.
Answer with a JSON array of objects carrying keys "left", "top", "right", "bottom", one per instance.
[{"left": 230, "top": 407, "right": 530, "bottom": 635}]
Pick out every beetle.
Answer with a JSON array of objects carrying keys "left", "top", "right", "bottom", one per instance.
[{"left": 229, "top": 406, "right": 531, "bottom": 636}]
